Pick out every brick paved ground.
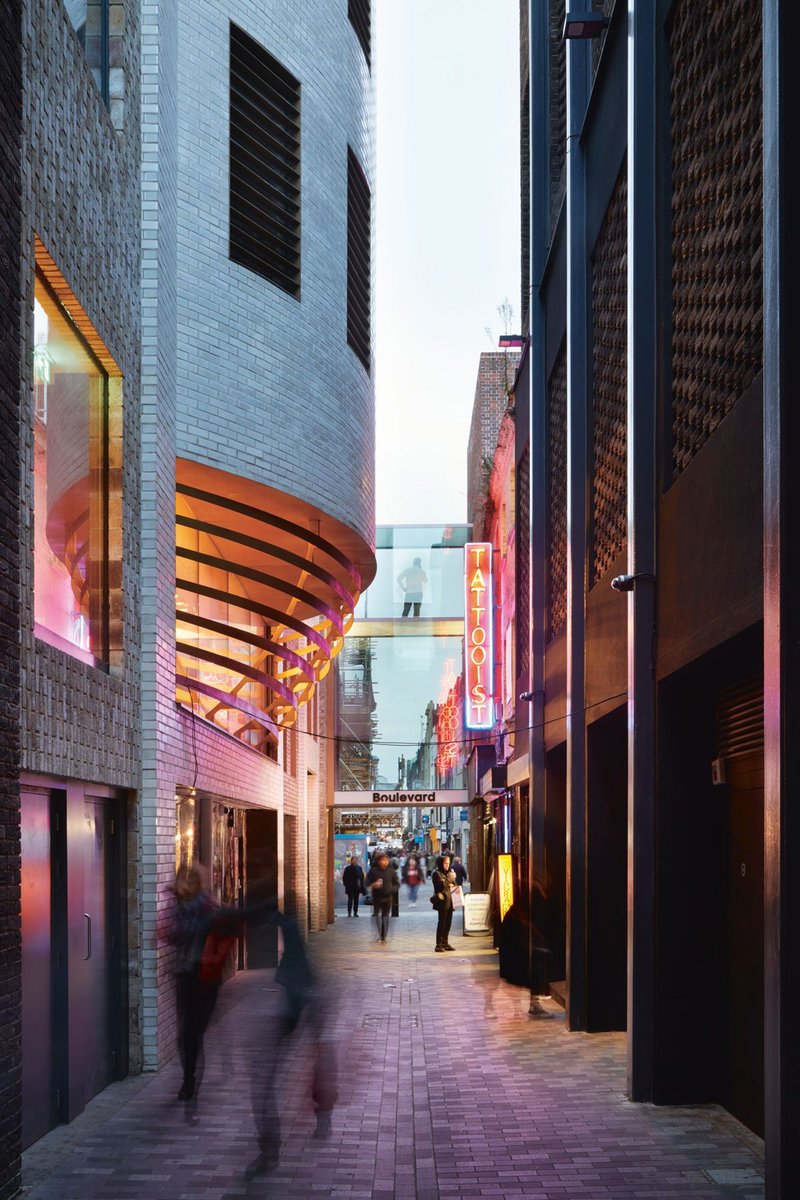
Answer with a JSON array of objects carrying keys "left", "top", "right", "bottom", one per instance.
[{"left": 22, "top": 885, "right": 765, "bottom": 1200}]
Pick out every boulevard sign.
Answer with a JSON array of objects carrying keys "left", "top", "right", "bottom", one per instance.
[{"left": 331, "top": 790, "right": 469, "bottom": 808}]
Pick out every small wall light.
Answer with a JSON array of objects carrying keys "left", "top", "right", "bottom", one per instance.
[
  {"left": 611, "top": 572, "right": 656, "bottom": 593},
  {"left": 562, "top": 12, "right": 609, "bottom": 39}
]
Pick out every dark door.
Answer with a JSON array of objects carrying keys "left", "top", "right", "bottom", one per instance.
[
  {"left": 726, "top": 751, "right": 764, "bottom": 1136},
  {"left": 246, "top": 808, "right": 279, "bottom": 967},
  {"left": 67, "top": 791, "right": 116, "bottom": 1118},
  {"left": 21, "top": 791, "right": 57, "bottom": 1148}
]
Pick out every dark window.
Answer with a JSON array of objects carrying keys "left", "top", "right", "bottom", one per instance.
[
  {"left": 348, "top": 0, "right": 371, "bottom": 66},
  {"left": 64, "top": 1, "right": 111, "bottom": 106},
  {"left": 229, "top": 24, "right": 301, "bottom": 298},
  {"left": 347, "top": 147, "right": 371, "bottom": 373}
]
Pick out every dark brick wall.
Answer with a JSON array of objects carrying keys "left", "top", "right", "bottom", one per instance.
[
  {"left": 0, "top": 1, "right": 23, "bottom": 1194},
  {"left": 548, "top": 345, "right": 567, "bottom": 640},
  {"left": 21, "top": 0, "right": 141, "bottom": 786}
]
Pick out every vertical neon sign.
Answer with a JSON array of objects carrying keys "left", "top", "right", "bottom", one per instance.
[{"left": 464, "top": 542, "right": 493, "bottom": 730}]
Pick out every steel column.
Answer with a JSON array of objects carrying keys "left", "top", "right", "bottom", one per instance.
[
  {"left": 565, "top": 29, "right": 592, "bottom": 1032},
  {"left": 527, "top": 0, "right": 550, "bottom": 1008},
  {"left": 626, "top": 0, "right": 658, "bottom": 1100},
  {"left": 763, "top": 2, "right": 800, "bottom": 1194}
]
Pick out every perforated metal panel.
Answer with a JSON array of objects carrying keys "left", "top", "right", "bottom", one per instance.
[
  {"left": 548, "top": 346, "right": 567, "bottom": 640},
  {"left": 591, "top": 163, "right": 627, "bottom": 583},
  {"left": 548, "top": 0, "right": 566, "bottom": 231},
  {"left": 670, "top": 0, "right": 762, "bottom": 478},
  {"left": 229, "top": 25, "right": 301, "bottom": 298}
]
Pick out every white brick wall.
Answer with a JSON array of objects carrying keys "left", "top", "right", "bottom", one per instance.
[
  {"left": 138, "top": 0, "right": 375, "bottom": 1070},
  {"left": 175, "top": 0, "right": 376, "bottom": 548}
]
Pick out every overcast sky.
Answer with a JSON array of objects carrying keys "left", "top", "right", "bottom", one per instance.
[{"left": 374, "top": 0, "right": 521, "bottom": 527}]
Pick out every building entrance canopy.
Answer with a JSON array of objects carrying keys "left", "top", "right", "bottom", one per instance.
[{"left": 331, "top": 789, "right": 468, "bottom": 808}]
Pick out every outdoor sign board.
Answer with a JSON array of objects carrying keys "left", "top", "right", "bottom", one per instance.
[
  {"left": 331, "top": 789, "right": 469, "bottom": 807},
  {"left": 463, "top": 891, "right": 492, "bottom": 935},
  {"left": 464, "top": 542, "right": 494, "bottom": 729},
  {"left": 497, "top": 853, "right": 514, "bottom": 921}
]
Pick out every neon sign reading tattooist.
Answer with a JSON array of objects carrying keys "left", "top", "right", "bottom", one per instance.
[{"left": 464, "top": 542, "right": 494, "bottom": 730}]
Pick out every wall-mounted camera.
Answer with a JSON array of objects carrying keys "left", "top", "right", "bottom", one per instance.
[{"left": 611, "top": 574, "right": 635, "bottom": 592}]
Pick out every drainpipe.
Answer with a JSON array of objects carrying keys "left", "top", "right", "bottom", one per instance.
[
  {"left": 626, "top": 0, "right": 657, "bottom": 1101},
  {"left": 564, "top": 17, "right": 592, "bottom": 1033},
  {"left": 763, "top": 2, "right": 800, "bottom": 1192},
  {"left": 527, "top": 0, "right": 550, "bottom": 1015}
]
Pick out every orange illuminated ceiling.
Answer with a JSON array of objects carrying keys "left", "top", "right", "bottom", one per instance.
[{"left": 175, "top": 459, "right": 375, "bottom": 753}]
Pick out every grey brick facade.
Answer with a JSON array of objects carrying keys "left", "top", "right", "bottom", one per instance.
[{"left": 0, "top": 4, "right": 23, "bottom": 1196}]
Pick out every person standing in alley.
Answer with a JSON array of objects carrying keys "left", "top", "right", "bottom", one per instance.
[
  {"left": 397, "top": 557, "right": 428, "bottom": 617},
  {"left": 431, "top": 854, "right": 457, "bottom": 952},
  {"left": 342, "top": 854, "right": 365, "bottom": 917},
  {"left": 366, "top": 849, "right": 395, "bottom": 943}
]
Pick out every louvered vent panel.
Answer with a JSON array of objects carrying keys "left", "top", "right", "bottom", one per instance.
[
  {"left": 548, "top": 346, "right": 567, "bottom": 640},
  {"left": 347, "top": 147, "right": 371, "bottom": 373},
  {"left": 349, "top": 0, "right": 371, "bottom": 66},
  {"left": 670, "top": 0, "right": 762, "bottom": 478},
  {"left": 516, "top": 447, "right": 530, "bottom": 677},
  {"left": 229, "top": 24, "right": 301, "bottom": 298},
  {"left": 717, "top": 679, "right": 763, "bottom": 760},
  {"left": 592, "top": 163, "right": 627, "bottom": 583}
]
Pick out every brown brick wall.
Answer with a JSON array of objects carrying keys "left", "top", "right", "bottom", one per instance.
[{"left": 467, "top": 350, "right": 520, "bottom": 537}]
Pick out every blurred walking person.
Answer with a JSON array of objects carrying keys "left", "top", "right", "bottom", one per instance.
[
  {"left": 366, "top": 849, "right": 395, "bottom": 943},
  {"left": 245, "top": 902, "right": 338, "bottom": 1178},
  {"left": 168, "top": 864, "right": 236, "bottom": 1102},
  {"left": 431, "top": 854, "right": 457, "bottom": 952}
]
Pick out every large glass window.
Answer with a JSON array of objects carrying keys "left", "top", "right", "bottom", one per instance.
[
  {"left": 338, "top": 635, "right": 466, "bottom": 791},
  {"left": 33, "top": 271, "right": 111, "bottom": 665},
  {"left": 354, "top": 525, "right": 470, "bottom": 620}
]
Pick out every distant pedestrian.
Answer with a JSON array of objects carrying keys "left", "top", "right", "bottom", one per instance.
[
  {"left": 342, "top": 855, "right": 365, "bottom": 917},
  {"left": 366, "top": 849, "right": 395, "bottom": 943},
  {"left": 431, "top": 854, "right": 457, "bottom": 952},
  {"left": 451, "top": 857, "right": 468, "bottom": 888},
  {"left": 402, "top": 855, "right": 423, "bottom": 905}
]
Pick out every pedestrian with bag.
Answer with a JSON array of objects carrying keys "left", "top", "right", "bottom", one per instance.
[
  {"left": 168, "top": 863, "right": 238, "bottom": 1103},
  {"left": 366, "top": 849, "right": 395, "bottom": 943},
  {"left": 430, "top": 854, "right": 457, "bottom": 952},
  {"left": 451, "top": 856, "right": 468, "bottom": 889},
  {"left": 342, "top": 854, "right": 365, "bottom": 917}
]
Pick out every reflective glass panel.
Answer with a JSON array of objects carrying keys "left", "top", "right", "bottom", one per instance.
[
  {"left": 354, "top": 524, "right": 470, "bottom": 620},
  {"left": 33, "top": 274, "right": 107, "bottom": 664},
  {"left": 337, "top": 635, "right": 466, "bottom": 791}
]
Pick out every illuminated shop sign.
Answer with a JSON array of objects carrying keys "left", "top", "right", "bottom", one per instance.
[
  {"left": 497, "top": 853, "right": 514, "bottom": 921},
  {"left": 464, "top": 542, "right": 494, "bottom": 729}
]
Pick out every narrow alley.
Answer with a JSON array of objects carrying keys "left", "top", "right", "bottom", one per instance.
[{"left": 22, "top": 889, "right": 764, "bottom": 1200}]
